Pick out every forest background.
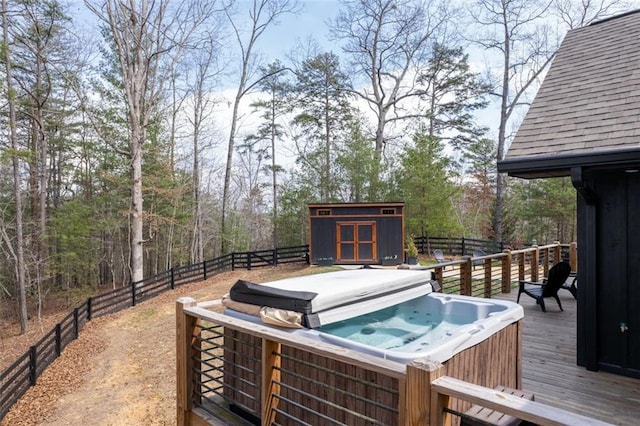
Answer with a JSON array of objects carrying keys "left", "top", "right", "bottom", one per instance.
[{"left": 1, "top": 0, "right": 635, "bottom": 332}]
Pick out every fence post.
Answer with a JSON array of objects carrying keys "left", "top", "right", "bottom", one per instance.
[
  {"left": 87, "top": 297, "right": 92, "bottom": 321},
  {"left": 273, "top": 248, "right": 278, "bottom": 267},
  {"left": 501, "top": 250, "right": 512, "bottom": 293},
  {"left": 73, "top": 307, "right": 79, "bottom": 339},
  {"left": 203, "top": 260, "right": 208, "bottom": 281},
  {"left": 247, "top": 252, "right": 252, "bottom": 270},
  {"left": 231, "top": 252, "right": 235, "bottom": 271},
  {"left": 176, "top": 297, "right": 199, "bottom": 426},
  {"left": 403, "top": 359, "right": 445, "bottom": 426},
  {"left": 462, "top": 236, "right": 466, "bottom": 256},
  {"left": 170, "top": 267, "right": 175, "bottom": 290},
  {"left": 569, "top": 241, "right": 578, "bottom": 272},
  {"left": 29, "top": 346, "right": 37, "bottom": 385},
  {"left": 55, "top": 323, "right": 62, "bottom": 356},
  {"left": 460, "top": 256, "right": 472, "bottom": 296},
  {"left": 132, "top": 281, "right": 137, "bottom": 307}
]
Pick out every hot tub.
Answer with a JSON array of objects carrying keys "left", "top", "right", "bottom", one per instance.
[
  {"left": 221, "top": 269, "right": 524, "bottom": 424},
  {"left": 223, "top": 269, "right": 523, "bottom": 363}
]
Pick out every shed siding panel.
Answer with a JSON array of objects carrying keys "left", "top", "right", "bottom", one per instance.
[{"left": 308, "top": 203, "right": 405, "bottom": 265}]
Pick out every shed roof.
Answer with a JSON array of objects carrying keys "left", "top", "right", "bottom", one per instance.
[{"left": 498, "top": 10, "right": 640, "bottom": 178}]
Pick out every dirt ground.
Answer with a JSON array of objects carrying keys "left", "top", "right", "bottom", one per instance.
[{"left": 1, "top": 264, "right": 318, "bottom": 426}]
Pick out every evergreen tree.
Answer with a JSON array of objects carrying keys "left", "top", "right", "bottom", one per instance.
[
  {"left": 275, "top": 172, "right": 315, "bottom": 246},
  {"left": 508, "top": 177, "right": 576, "bottom": 244},
  {"left": 417, "top": 44, "right": 490, "bottom": 151},
  {"left": 460, "top": 137, "right": 496, "bottom": 238},
  {"left": 243, "top": 60, "right": 291, "bottom": 248},
  {"left": 291, "top": 51, "right": 353, "bottom": 201},
  {"left": 334, "top": 117, "right": 379, "bottom": 202},
  {"left": 394, "top": 132, "right": 462, "bottom": 238}
]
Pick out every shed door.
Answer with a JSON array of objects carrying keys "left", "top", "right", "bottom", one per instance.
[{"left": 336, "top": 222, "right": 376, "bottom": 262}]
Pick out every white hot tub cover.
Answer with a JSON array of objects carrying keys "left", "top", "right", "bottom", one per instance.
[{"left": 228, "top": 268, "right": 435, "bottom": 327}]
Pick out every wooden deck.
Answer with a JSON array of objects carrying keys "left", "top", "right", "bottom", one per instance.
[{"left": 495, "top": 289, "right": 640, "bottom": 426}]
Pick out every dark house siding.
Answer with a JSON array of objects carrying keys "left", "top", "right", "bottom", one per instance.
[{"left": 577, "top": 170, "right": 640, "bottom": 377}]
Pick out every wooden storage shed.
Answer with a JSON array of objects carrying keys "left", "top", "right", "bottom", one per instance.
[
  {"left": 498, "top": 11, "right": 640, "bottom": 378},
  {"left": 308, "top": 202, "right": 405, "bottom": 265}
]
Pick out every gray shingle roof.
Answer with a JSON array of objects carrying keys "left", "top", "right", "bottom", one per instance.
[{"left": 500, "top": 10, "right": 640, "bottom": 177}]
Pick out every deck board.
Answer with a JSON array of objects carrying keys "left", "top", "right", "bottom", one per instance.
[{"left": 495, "top": 290, "right": 640, "bottom": 425}]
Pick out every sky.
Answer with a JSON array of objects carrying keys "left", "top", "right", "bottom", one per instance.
[{"left": 258, "top": 0, "right": 340, "bottom": 58}]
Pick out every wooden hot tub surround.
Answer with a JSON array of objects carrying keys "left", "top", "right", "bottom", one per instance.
[{"left": 177, "top": 298, "right": 523, "bottom": 425}]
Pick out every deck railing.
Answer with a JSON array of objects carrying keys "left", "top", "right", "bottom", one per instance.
[
  {"left": 427, "top": 242, "right": 577, "bottom": 298},
  {"left": 429, "top": 375, "right": 611, "bottom": 426}
]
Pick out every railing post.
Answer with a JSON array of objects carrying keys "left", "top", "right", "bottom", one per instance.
[
  {"left": 483, "top": 258, "right": 492, "bottom": 298},
  {"left": 460, "top": 256, "right": 472, "bottom": 296},
  {"left": 531, "top": 246, "right": 540, "bottom": 282},
  {"left": 542, "top": 247, "right": 550, "bottom": 277},
  {"left": 262, "top": 338, "right": 281, "bottom": 425},
  {"left": 176, "top": 297, "right": 199, "bottom": 426},
  {"left": 403, "top": 359, "right": 445, "bottom": 426},
  {"left": 501, "top": 250, "right": 512, "bottom": 293},
  {"left": 518, "top": 253, "right": 525, "bottom": 282},
  {"left": 570, "top": 241, "right": 578, "bottom": 272},
  {"left": 553, "top": 241, "right": 561, "bottom": 266},
  {"left": 434, "top": 267, "right": 444, "bottom": 292}
]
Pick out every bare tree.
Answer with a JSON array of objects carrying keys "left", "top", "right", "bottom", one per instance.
[
  {"left": 470, "top": 0, "right": 629, "bottom": 242},
  {"left": 184, "top": 37, "right": 222, "bottom": 263},
  {"left": 1, "top": 0, "right": 28, "bottom": 333},
  {"left": 330, "top": 0, "right": 452, "bottom": 199},
  {"left": 220, "top": 0, "right": 299, "bottom": 254},
  {"left": 553, "top": 0, "right": 631, "bottom": 28},
  {"left": 86, "top": 0, "right": 215, "bottom": 283}
]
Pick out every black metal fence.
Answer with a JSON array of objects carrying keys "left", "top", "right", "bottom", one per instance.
[
  {"left": 414, "top": 236, "right": 505, "bottom": 257},
  {"left": 0, "top": 244, "right": 309, "bottom": 421}
]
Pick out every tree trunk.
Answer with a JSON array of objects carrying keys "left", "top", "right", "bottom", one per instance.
[
  {"left": 131, "top": 129, "right": 144, "bottom": 284},
  {"left": 2, "top": 0, "right": 29, "bottom": 333},
  {"left": 494, "top": 20, "right": 511, "bottom": 243},
  {"left": 221, "top": 93, "right": 242, "bottom": 254}
]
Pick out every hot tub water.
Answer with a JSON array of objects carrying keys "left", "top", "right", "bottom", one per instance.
[{"left": 318, "top": 294, "right": 509, "bottom": 352}]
